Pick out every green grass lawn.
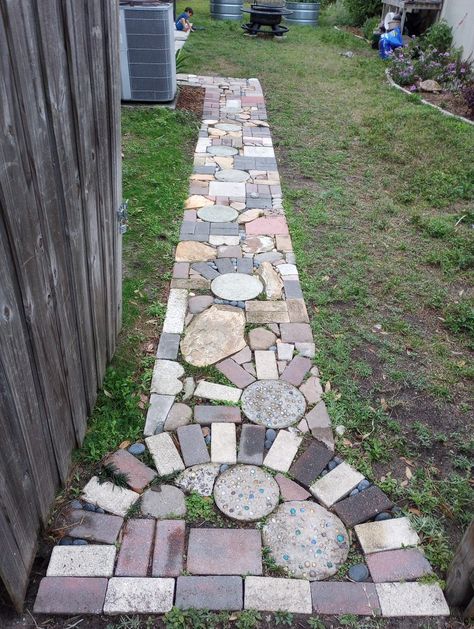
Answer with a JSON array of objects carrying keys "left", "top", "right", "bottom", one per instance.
[{"left": 179, "top": 2, "right": 473, "bottom": 571}]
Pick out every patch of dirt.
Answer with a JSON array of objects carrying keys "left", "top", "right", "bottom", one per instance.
[
  {"left": 419, "top": 90, "right": 474, "bottom": 121},
  {"left": 176, "top": 85, "right": 205, "bottom": 117}
]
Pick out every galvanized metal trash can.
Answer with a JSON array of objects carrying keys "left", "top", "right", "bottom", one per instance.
[
  {"left": 285, "top": 2, "right": 320, "bottom": 26},
  {"left": 211, "top": 0, "right": 243, "bottom": 21}
]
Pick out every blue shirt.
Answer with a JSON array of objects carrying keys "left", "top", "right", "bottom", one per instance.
[{"left": 176, "top": 12, "right": 190, "bottom": 31}]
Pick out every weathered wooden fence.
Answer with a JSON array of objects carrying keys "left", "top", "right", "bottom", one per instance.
[{"left": 0, "top": 0, "right": 121, "bottom": 610}]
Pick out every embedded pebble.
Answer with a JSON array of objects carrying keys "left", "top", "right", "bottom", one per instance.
[
  {"left": 349, "top": 489, "right": 359, "bottom": 496},
  {"left": 70, "top": 500, "right": 83, "bottom": 510},
  {"left": 327, "top": 460, "right": 337, "bottom": 471},
  {"left": 348, "top": 563, "right": 369, "bottom": 582},
  {"left": 128, "top": 443, "right": 145, "bottom": 456},
  {"left": 374, "top": 512, "right": 392, "bottom": 522},
  {"left": 266, "top": 429, "right": 277, "bottom": 443},
  {"left": 264, "top": 439, "right": 273, "bottom": 450},
  {"left": 82, "top": 503, "right": 96, "bottom": 512},
  {"left": 59, "top": 537, "right": 74, "bottom": 546},
  {"left": 357, "top": 480, "right": 370, "bottom": 491},
  {"left": 72, "top": 539, "right": 89, "bottom": 546},
  {"left": 220, "top": 464, "right": 229, "bottom": 473}
]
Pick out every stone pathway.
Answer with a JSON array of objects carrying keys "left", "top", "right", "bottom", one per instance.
[{"left": 33, "top": 75, "right": 450, "bottom": 619}]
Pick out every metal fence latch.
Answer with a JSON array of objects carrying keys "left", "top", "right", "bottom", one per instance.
[{"left": 118, "top": 200, "right": 128, "bottom": 234}]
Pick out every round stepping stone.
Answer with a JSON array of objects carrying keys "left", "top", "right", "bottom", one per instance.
[
  {"left": 207, "top": 145, "right": 238, "bottom": 157},
  {"left": 214, "top": 465, "right": 279, "bottom": 522},
  {"left": 215, "top": 123, "right": 242, "bottom": 132},
  {"left": 197, "top": 205, "right": 238, "bottom": 223},
  {"left": 263, "top": 501, "right": 349, "bottom": 580},
  {"left": 175, "top": 463, "right": 220, "bottom": 497},
  {"left": 215, "top": 169, "right": 250, "bottom": 183},
  {"left": 211, "top": 273, "right": 263, "bottom": 302},
  {"left": 140, "top": 485, "right": 186, "bottom": 519},
  {"left": 241, "top": 380, "right": 306, "bottom": 429}
]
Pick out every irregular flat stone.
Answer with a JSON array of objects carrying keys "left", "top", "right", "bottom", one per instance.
[
  {"left": 33, "top": 577, "right": 108, "bottom": 615},
  {"left": 115, "top": 519, "right": 155, "bottom": 577},
  {"left": 194, "top": 381, "right": 242, "bottom": 404},
  {"left": 246, "top": 216, "right": 289, "bottom": 236},
  {"left": 241, "top": 380, "right": 306, "bottom": 429},
  {"left": 105, "top": 449, "right": 156, "bottom": 493},
  {"left": 305, "top": 400, "right": 331, "bottom": 432},
  {"left": 81, "top": 477, "right": 140, "bottom": 517},
  {"left": 162, "top": 289, "right": 188, "bottom": 334},
  {"left": 289, "top": 441, "right": 333, "bottom": 488},
  {"left": 156, "top": 333, "right": 180, "bottom": 360},
  {"left": 299, "top": 377, "right": 323, "bottom": 405},
  {"left": 207, "top": 145, "right": 238, "bottom": 157},
  {"left": 175, "top": 463, "right": 220, "bottom": 496},
  {"left": 211, "top": 423, "right": 237, "bottom": 464},
  {"left": 181, "top": 305, "right": 246, "bottom": 367},
  {"left": 278, "top": 263, "right": 298, "bottom": 276},
  {"left": 243, "top": 362, "right": 257, "bottom": 376},
  {"left": 188, "top": 295, "right": 214, "bottom": 314},
  {"left": 254, "top": 251, "right": 283, "bottom": 264},
  {"left": 263, "top": 501, "right": 349, "bottom": 580},
  {"left": 275, "top": 234, "right": 293, "bottom": 252},
  {"left": 263, "top": 430, "right": 302, "bottom": 472},
  {"left": 248, "top": 327, "right": 276, "bottom": 350},
  {"left": 256, "top": 261, "right": 283, "bottom": 300},
  {"left": 376, "top": 583, "right": 449, "bottom": 617},
  {"left": 152, "top": 520, "right": 186, "bottom": 577},
  {"left": 366, "top": 549, "right": 433, "bottom": 583},
  {"left": 238, "top": 209, "right": 263, "bottom": 224},
  {"left": 237, "top": 257, "right": 254, "bottom": 274},
  {"left": 150, "top": 360, "right": 184, "bottom": 396},
  {"left": 185, "top": 194, "right": 211, "bottom": 209},
  {"left": 245, "top": 300, "right": 290, "bottom": 324},
  {"left": 277, "top": 342, "right": 294, "bottom": 361},
  {"left": 144, "top": 394, "right": 174, "bottom": 436},
  {"left": 211, "top": 273, "right": 263, "bottom": 301},
  {"left": 64, "top": 510, "right": 123, "bottom": 544},
  {"left": 47, "top": 545, "right": 116, "bottom": 577},
  {"left": 194, "top": 405, "right": 242, "bottom": 424},
  {"left": 209, "top": 235, "right": 240, "bottom": 246},
  {"left": 275, "top": 474, "right": 311, "bottom": 501},
  {"left": 218, "top": 245, "right": 242, "bottom": 258},
  {"left": 242, "top": 236, "right": 274, "bottom": 254},
  {"left": 175, "top": 241, "right": 216, "bottom": 263},
  {"left": 164, "top": 403, "right": 192, "bottom": 431},
  {"left": 280, "top": 323, "right": 313, "bottom": 343},
  {"left": 141, "top": 486, "right": 186, "bottom": 519},
  {"left": 333, "top": 485, "right": 394, "bottom": 527},
  {"left": 295, "top": 342, "right": 315, "bottom": 358},
  {"left": 145, "top": 432, "right": 185, "bottom": 476},
  {"left": 355, "top": 517, "right": 420, "bottom": 554},
  {"left": 238, "top": 424, "right": 266, "bottom": 465},
  {"left": 176, "top": 576, "right": 243, "bottom": 611},
  {"left": 215, "top": 258, "right": 235, "bottom": 274},
  {"left": 187, "top": 528, "right": 262, "bottom": 575},
  {"left": 311, "top": 582, "right": 380, "bottom": 615},
  {"left": 177, "top": 424, "right": 210, "bottom": 467},
  {"left": 255, "top": 350, "right": 279, "bottom": 380},
  {"left": 244, "top": 577, "right": 312, "bottom": 614},
  {"left": 310, "top": 462, "right": 364, "bottom": 508},
  {"left": 197, "top": 204, "right": 239, "bottom": 222},
  {"left": 280, "top": 356, "right": 312, "bottom": 387},
  {"left": 215, "top": 169, "right": 250, "bottom": 183},
  {"left": 216, "top": 358, "right": 255, "bottom": 388},
  {"left": 103, "top": 577, "right": 174, "bottom": 614},
  {"left": 232, "top": 345, "right": 252, "bottom": 364},
  {"left": 214, "top": 465, "right": 279, "bottom": 521}
]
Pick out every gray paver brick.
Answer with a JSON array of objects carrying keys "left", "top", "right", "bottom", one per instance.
[
  {"left": 191, "top": 262, "right": 220, "bottom": 280},
  {"left": 156, "top": 333, "right": 181, "bottom": 360},
  {"left": 194, "top": 405, "right": 242, "bottom": 424},
  {"left": 215, "top": 258, "right": 235, "bottom": 274},
  {"left": 63, "top": 509, "right": 123, "bottom": 545},
  {"left": 176, "top": 576, "right": 243, "bottom": 611},
  {"left": 311, "top": 582, "right": 381, "bottom": 616},
  {"left": 238, "top": 424, "right": 266, "bottom": 465},
  {"left": 177, "top": 424, "right": 210, "bottom": 467}
]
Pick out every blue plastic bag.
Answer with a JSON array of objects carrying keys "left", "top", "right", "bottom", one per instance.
[{"left": 379, "top": 26, "right": 403, "bottom": 60}]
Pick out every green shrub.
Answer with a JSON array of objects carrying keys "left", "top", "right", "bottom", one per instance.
[
  {"left": 344, "top": 0, "right": 380, "bottom": 26},
  {"left": 363, "top": 16, "right": 379, "bottom": 40},
  {"left": 420, "top": 19, "right": 453, "bottom": 53}
]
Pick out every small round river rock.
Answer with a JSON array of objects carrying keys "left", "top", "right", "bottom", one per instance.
[
  {"left": 241, "top": 380, "right": 306, "bottom": 428},
  {"left": 214, "top": 465, "right": 279, "bottom": 521},
  {"left": 211, "top": 273, "right": 263, "bottom": 302},
  {"left": 263, "top": 501, "right": 349, "bottom": 580}
]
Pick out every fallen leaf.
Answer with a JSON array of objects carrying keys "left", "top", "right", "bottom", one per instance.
[
  {"left": 408, "top": 507, "right": 421, "bottom": 516},
  {"left": 401, "top": 480, "right": 409, "bottom": 487},
  {"left": 380, "top": 397, "right": 389, "bottom": 411},
  {"left": 401, "top": 457, "right": 415, "bottom": 467},
  {"left": 325, "top": 381, "right": 331, "bottom": 392},
  {"left": 405, "top": 466, "right": 413, "bottom": 480},
  {"left": 343, "top": 438, "right": 353, "bottom": 447},
  {"left": 103, "top": 389, "right": 112, "bottom": 398},
  {"left": 119, "top": 440, "right": 131, "bottom": 449}
]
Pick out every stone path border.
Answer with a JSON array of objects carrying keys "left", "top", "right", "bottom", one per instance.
[{"left": 33, "top": 74, "right": 450, "bottom": 619}]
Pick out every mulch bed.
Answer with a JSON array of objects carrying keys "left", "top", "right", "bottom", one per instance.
[
  {"left": 176, "top": 85, "right": 205, "bottom": 117},
  {"left": 420, "top": 90, "right": 474, "bottom": 121}
]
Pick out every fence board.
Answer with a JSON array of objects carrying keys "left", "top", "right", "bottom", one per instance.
[{"left": 0, "top": 0, "right": 121, "bottom": 610}]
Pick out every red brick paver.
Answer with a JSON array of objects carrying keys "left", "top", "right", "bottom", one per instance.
[
  {"left": 187, "top": 528, "right": 262, "bottom": 575},
  {"left": 115, "top": 519, "right": 155, "bottom": 577},
  {"left": 33, "top": 577, "right": 108, "bottom": 614},
  {"left": 105, "top": 448, "right": 156, "bottom": 493},
  {"left": 152, "top": 520, "right": 186, "bottom": 577},
  {"left": 366, "top": 548, "right": 433, "bottom": 582},
  {"left": 311, "top": 582, "right": 381, "bottom": 616}
]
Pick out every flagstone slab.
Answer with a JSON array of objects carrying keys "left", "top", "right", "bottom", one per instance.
[
  {"left": 63, "top": 510, "right": 123, "bottom": 545},
  {"left": 289, "top": 441, "right": 333, "bottom": 488},
  {"left": 47, "top": 545, "right": 116, "bottom": 577},
  {"left": 144, "top": 394, "right": 174, "bottom": 436},
  {"left": 241, "top": 380, "right": 306, "bottom": 429},
  {"left": 152, "top": 520, "right": 186, "bottom": 577},
  {"left": 175, "top": 241, "right": 216, "bottom": 262},
  {"left": 366, "top": 548, "right": 433, "bottom": 583},
  {"left": 150, "top": 360, "right": 184, "bottom": 396},
  {"left": 145, "top": 432, "right": 185, "bottom": 476},
  {"left": 187, "top": 528, "right": 262, "bottom": 575},
  {"left": 188, "top": 295, "right": 214, "bottom": 314},
  {"left": 355, "top": 517, "right": 420, "bottom": 554},
  {"left": 244, "top": 576, "right": 312, "bottom": 614},
  {"left": 231, "top": 345, "right": 252, "bottom": 364},
  {"left": 332, "top": 485, "right": 394, "bottom": 527},
  {"left": 33, "top": 577, "right": 108, "bottom": 615},
  {"left": 311, "top": 582, "right": 380, "bottom": 615},
  {"left": 194, "top": 405, "right": 242, "bottom": 424},
  {"left": 162, "top": 289, "right": 188, "bottom": 333},
  {"left": 195, "top": 381, "right": 242, "bottom": 403},
  {"left": 164, "top": 402, "right": 192, "bottom": 431},
  {"left": 263, "top": 501, "right": 349, "bottom": 580},
  {"left": 103, "top": 577, "right": 174, "bottom": 614},
  {"left": 211, "top": 423, "right": 237, "bottom": 464},
  {"left": 214, "top": 465, "right": 279, "bottom": 521},
  {"left": 175, "top": 463, "right": 221, "bottom": 496},
  {"left": 176, "top": 576, "right": 243, "bottom": 611},
  {"left": 177, "top": 424, "right": 210, "bottom": 467},
  {"left": 242, "top": 236, "right": 274, "bottom": 254},
  {"left": 116, "top": 519, "right": 155, "bottom": 577},
  {"left": 375, "top": 583, "right": 449, "bottom": 617},
  {"left": 299, "top": 377, "right": 323, "bottom": 405},
  {"left": 197, "top": 204, "right": 239, "bottom": 222},
  {"left": 245, "top": 300, "right": 290, "bottom": 323},
  {"left": 141, "top": 486, "right": 186, "bottom": 519},
  {"left": 211, "top": 273, "right": 263, "bottom": 301},
  {"left": 256, "top": 261, "right": 284, "bottom": 300},
  {"left": 81, "top": 477, "right": 140, "bottom": 517},
  {"left": 263, "top": 430, "right": 302, "bottom": 472},
  {"left": 181, "top": 305, "right": 246, "bottom": 367},
  {"left": 310, "top": 462, "right": 364, "bottom": 508}
]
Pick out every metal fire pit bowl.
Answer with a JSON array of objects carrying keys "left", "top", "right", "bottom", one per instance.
[{"left": 241, "top": 1, "right": 292, "bottom": 37}]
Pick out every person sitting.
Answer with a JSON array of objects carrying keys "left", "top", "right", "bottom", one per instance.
[
  {"left": 176, "top": 7, "right": 193, "bottom": 32},
  {"left": 379, "top": 14, "right": 403, "bottom": 60}
]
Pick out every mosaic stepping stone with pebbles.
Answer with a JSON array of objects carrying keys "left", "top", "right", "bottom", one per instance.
[
  {"left": 214, "top": 465, "right": 279, "bottom": 521},
  {"left": 262, "top": 501, "right": 349, "bottom": 580},
  {"left": 241, "top": 379, "right": 306, "bottom": 428},
  {"left": 197, "top": 205, "right": 239, "bottom": 223},
  {"left": 211, "top": 273, "right": 264, "bottom": 302}
]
